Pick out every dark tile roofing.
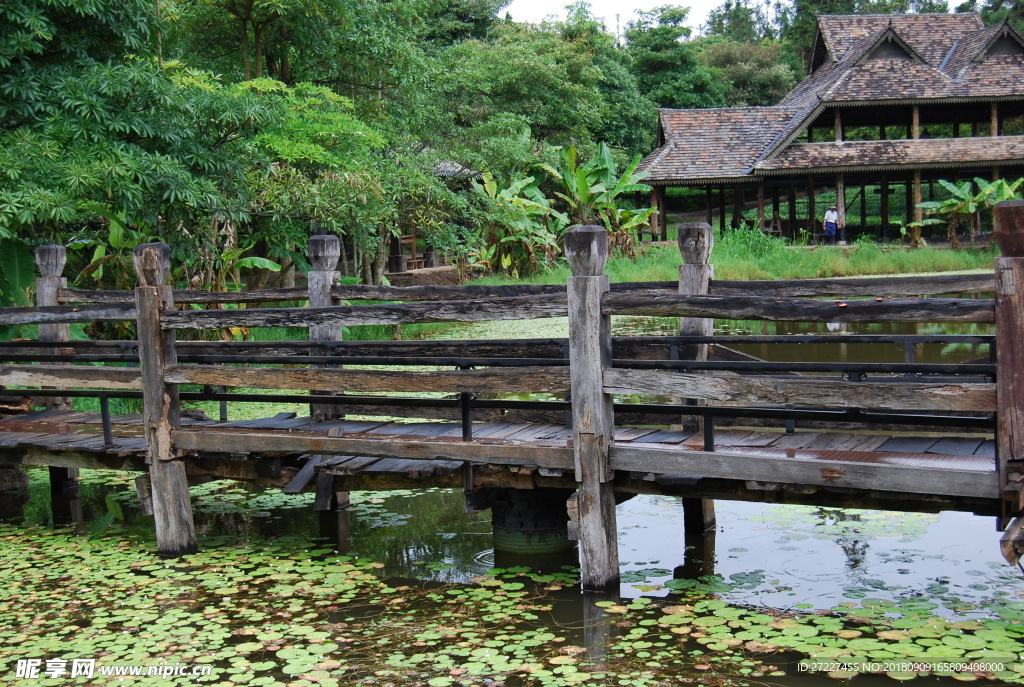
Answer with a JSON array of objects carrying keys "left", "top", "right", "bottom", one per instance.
[
  {"left": 639, "top": 12, "right": 1024, "bottom": 184},
  {"left": 755, "top": 137, "right": 1024, "bottom": 173},
  {"left": 817, "top": 13, "right": 984, "bottom": 65},
  {"left": 637, "top": 108, "right": 799, "bottom": 182}
]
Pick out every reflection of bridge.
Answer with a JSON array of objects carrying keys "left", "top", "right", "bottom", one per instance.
[{"left": 2, "top": 216, "right": 1023, "bottom": 590}]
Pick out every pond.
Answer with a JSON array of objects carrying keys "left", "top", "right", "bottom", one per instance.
[
  {"left": 0, "top": 310, "right": 1018, "bottom": 686},
  {"left": 2, "top": 465, "right": 1022, "bottom": 687}
]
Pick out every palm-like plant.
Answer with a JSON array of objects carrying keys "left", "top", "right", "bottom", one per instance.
[
  {"left": 917, "top": 178, "right": 1024, "bottom": 249},
  {"left": 538, "top": 143, "right": 653, "bottom": 254}
]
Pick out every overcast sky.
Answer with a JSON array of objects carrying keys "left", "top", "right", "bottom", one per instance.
[{"left": 502, "top": 0, "right": 725, "bottom": 37}]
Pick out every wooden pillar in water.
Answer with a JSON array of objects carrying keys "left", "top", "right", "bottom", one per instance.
[
  {"left": 677, "top": 223, "right": 716, "bottom": 536},
  {"left": 565, "top": 225, "right": 618, "bottom": 592},
  {"left": 134, "top": 242, "right": 197, "bottom": 557},
  {"left": 35, "top": 245, "right": 79, "bottom": 491},
  {"left": 993, "top": 201, "right": 1024, "bottom": 532},
  {"left": 308, "top": 235, "right": 343, "bottom": 421}
]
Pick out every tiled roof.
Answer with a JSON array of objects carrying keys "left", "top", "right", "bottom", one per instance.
[
  {"left": 817, "top": 14, "right": 984, "bottom": 65},
  {"left": 637, "top": 108, "right": 799, "bottom": 182},
  {"left": 638, "top": 13, "right": 1024, "bottom": 184},
  {"left": 755, "top": 137, "right": 1024, "bottom": 173}
]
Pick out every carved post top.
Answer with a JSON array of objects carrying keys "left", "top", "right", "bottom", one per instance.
[
  {"left": 677, "top": 223, "right": 714, "bottom": 265},
  {"left": 995, "top": 200, "right": 1024, "bottom": 258},
  {"left": 565, "top": 225, "right": 608, "bottom": 277},
  {"left": 309, "top": 234, "right": 341, "bottom": 272},
  {"left": 35, "top": 245, "right": 66, "bottom": 278},
  {"left": 133, "top": 242, "right": 172, "bottom": 287}
]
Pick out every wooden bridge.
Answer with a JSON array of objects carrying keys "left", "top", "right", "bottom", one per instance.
[{"left": 3, "top": 210, "right": 1024, "bottom": 590}]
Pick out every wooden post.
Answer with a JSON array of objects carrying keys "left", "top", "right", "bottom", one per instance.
[
  {"left": 659, "top": 187, "right": 668, "bottom": 241},
  {"left": 772, "top": 186, "right": 780, "bottom": 231},
  {"left": 565, "top": 225, "right": 618, "bottom": 592},
  {"left": 648, "top": 189, "right": 659, "bottom": 242},
  {"left": 993, "top": 201, "right": 1024, "bottom": 523},
  {"left": 705, "top": 187, "right": 713, "bottom": 226},
  {"left": 677, "top": 223, "right": 716, "bottom": 536},
  {"left": 35, "top": 245, "right": 79, "bottom": 491},
  {"left": 992, "top": 102, "right": 1000, "bottom": 136},
  {"left": 808, "top": 177, "right": 816, "bottom": 239},
  {"left": 834, "top": 108, "right": 843, "bottom": 142},
  {"left": 881, "top": 175, "right": 891, "bottom": 241},
  {"left": 756, "top": 181, "right": 765, "bottom": 228},
  {"left": 308, "top": 235, "right": 342, "bottom": 421},
  {"left": 788, "top": 182, "right": 797, "bottom": 238},
  {"left": 134, "top": 242, "right": 197, "bottom": 557},
  {"left": 718, "top": 186, "right": 726, "bottom": 233},
  {"left": 912, "top": 104, "right": 920, "bottom": 139},
  {"left": 860, "top": 178, "right": 867, "bottom": 235},
  {"left": 913, "top": 170, "right": 923, "bottom": 227},
  {"left": 836, "top": 173, "right": 846, "bottom": 243}
]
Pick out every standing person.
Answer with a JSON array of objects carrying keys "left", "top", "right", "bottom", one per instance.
[{"left": 823, "top": 205, "right": 840, "bottom": 245}]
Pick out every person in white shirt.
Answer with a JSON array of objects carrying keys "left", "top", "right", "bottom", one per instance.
[{"left": 822, "top": 205, "right": 840, "bottom": 245}]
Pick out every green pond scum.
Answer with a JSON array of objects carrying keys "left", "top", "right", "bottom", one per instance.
[{"left": 1, "top": 470, "right": 1023, "bottom": 686}]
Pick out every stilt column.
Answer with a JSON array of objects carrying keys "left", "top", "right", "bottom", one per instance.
[
  {"left": 565, "top": 225, "right": 618, "bottom": 591},
  {"left": 134, "top": 242, "right": 197, "bottom": 557},
  {"left": 677, "top": 223, "right": 717, "bottom": 535}
]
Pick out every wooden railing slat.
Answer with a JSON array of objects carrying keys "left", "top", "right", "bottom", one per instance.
[
  {"left": 603, "top": 293, "right": 996, "bottom": 323},
  {"left": 603, "top": 368, "right": 995, "bottom": 413},
  {"left": 165, "top": 364, "right": 571, "bottom": 394}
]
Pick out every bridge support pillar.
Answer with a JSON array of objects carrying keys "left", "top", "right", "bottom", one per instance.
[
  {"left": 566, "top": 225, "right": 619, "bottom": 592},
  {"left": 490, "top": 488, "right": 574, "bottom": 555},
  {"left": 134, "top": 243, "right": 198, "bottom": 557},
  {"left": 677, "top": 224, "right": 717, "bottom": 543}
]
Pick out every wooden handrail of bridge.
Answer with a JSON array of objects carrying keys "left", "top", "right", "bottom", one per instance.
[{"left": 2, "top": 226, "right": 1021, "bottom": 588}]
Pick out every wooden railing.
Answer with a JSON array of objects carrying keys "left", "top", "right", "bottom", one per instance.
[{"left": 0, "top": 224, "right": 1018, "bottom": 589}]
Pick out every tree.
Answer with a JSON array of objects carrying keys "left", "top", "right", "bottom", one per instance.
[
  {"left": 624, "top": 6, "right": 729, "bottom": 109},
  {"left": 703, "top": 39, "right": 796, "bottom": 106},
  {"left": 704, "top": 0, "right": 776, "bottom": 41}
]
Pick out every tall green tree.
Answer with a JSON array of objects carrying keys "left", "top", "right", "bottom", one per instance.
[
  {"left": 703, "top": 38, "right": 796, "bottom": 106},
  {"left": 624, "top": 5, "right": 728, "bottom": 109}
]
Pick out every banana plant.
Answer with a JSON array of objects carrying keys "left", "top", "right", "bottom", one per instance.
[{"left": 537, "top": 143, "right": 653, "bottom": 254}]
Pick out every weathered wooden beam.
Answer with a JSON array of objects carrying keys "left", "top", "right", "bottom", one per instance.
[
  {"left": 677, "top": 223, "right": 716, "bottom": 526},
  {"left": 0, "top": 365, "right": 142, "bottom": 389},
  {"left": 35, "top": 245, "right": 78, "bottom": 491},
  {"left": 308, "top": 235, "right": 343, "bottom": 421},
  {"left": 710, "top": 273, "right": 994, "bottom": 297},
  {"left": 610, "top": 445, "right": 998, "bottom": 499},
  {"left": 566, "top": 225, "right": 619, "bottom": 592},
  {"left": 0, "top": 303, "right": 136, "bottom": 326},
  {"left": 61, "top": 287, "right": 310, "bottom": 304},
  {"left": 603, "top": 368, "right": 995, "bottom": 412},
  {"left": 165, "top": 365, "right": 570, "bottom": 394},
  {"left": 134, "top": 242, "right": 197, "bottom": 557},
  {"left": 995, "top": 201, "right": 1024, "bottom": 521},
  {"left": 603, "top": 293, "right": 995, "bottom": 323},
  {"left": 159, "top": 295, "right": 570, "bottom": 329},
  {"left": 172, "top": 429, "right": 575, "bottom": 468}
]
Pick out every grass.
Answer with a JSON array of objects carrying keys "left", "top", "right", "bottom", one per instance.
[{"left": 468, "top": 229, "right": 998, "bottom": 286}]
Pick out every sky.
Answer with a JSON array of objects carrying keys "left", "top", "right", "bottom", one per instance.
[{"left": 502, "top": 0, "right": 724, "bottom": 36}]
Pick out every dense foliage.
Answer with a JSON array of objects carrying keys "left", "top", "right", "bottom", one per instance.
[{"left": 0, "top": 0, "right": 1000, "bottom": 299}]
